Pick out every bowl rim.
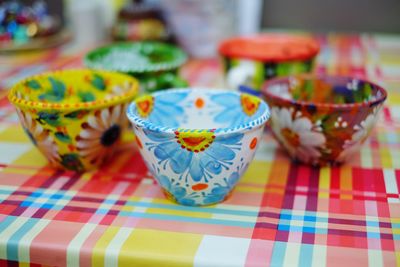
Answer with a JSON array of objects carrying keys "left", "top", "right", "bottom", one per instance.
[
  {"left": 218, "top": 33, "right": 320, "bottom": 62},
  {"left": 126, "top": 88, "right": 271, "bottom": 135},
  {"left": 8, "top": 69, "right": 139, "bottom": 111},
  {"left": 261, "top": 74, "right": 388, "bottom": 111},
  {"left": 84, "top": 41, "right": 188, "bottom": 73}
]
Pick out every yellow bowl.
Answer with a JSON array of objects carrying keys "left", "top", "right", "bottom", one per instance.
[{"left": 8, "top": 69, "right": 139, "bottom": 172}]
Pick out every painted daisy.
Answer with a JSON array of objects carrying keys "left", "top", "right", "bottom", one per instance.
[
  {"left": 105, "top": 81, "right": 134, "bottom": 99},
  {"left": 76, "top": 104, "right": 127, "bottom": 165},
  {"left": 337, "top": 105, "right": 382, "bottom": 162},
  {"left": 144, "top": 129, "right": 243, "bottom": 183},
  {"left": 16, "top": 108, "right": 59, "bottom": 165},
  {"left": 270, "top": 107, "right": 326, "bottom": 164}
]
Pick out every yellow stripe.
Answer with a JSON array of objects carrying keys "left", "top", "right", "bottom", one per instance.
[
  {"left": 81, "top": 172, "right": 94, "bottom": 181},
  {"left": 92, "top": 226, "right": 120, "bottom": 267},
  {"left": 396, "top": 251, "right": 400, "bottom": 267},
  {"left": 268, "top": 160, "right": 289, "bottom": 186},
  {"left": 340, "top": 166, "right": 352, "bottom": 199},
  {"left": 242, "top": 161, "right": 272, "bottom": 185},
  {"left": 319, "top": 167, "right": 330, "bottom": 199},
  {"left": 379, "top": 147, "right": 392, "bottom": 168},
  {"left": 0, "top": 126, "right": 29, "bottom": 142},
  {"left": 146, "top": 206, "right": 212, "bottom": 219},
  {"left": 118, "top": 229, "right": 202, "bottom": 267}
]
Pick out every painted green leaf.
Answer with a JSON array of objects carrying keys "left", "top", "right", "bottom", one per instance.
[
  {"left": 39, "top": 77, "right": 66, "bottom": 102},
  {"left": 91, "top": 74, "right": 106, "bottom": 91},
  {"left": 78, "top": 91, "right": 96, "bottom": 102},
  {"left": 26, "top": 80, "right": 41, "bottom": 90},
  {"left": 64, "top": 110, "right": 88, "bottom": 119},
  {"left": 60, "top": 153, "right": 84, "bottom": 172},
  {"left": 55, "top": 132, "right": 71, "bottom": 143},
  {"left": 37, "top": 112, "right": 62, "bottom": 127},
  {"left": 363, "top": 84, "right": 372, "bottom": 101},
  {"left": 48, "top": 77, "right": 66, "bottom": 99}
]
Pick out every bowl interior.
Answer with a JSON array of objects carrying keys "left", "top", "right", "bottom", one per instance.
[
  {"left": 264, "top": 76, "right": 386, "bottom": 105},
  {"left": 10, "top": 70, "right": 137, "bottom": 106},
  {"left": 130, "top": 89, "right": 269, "bottom": 130},
  {"left": 84, "top": 42, "right": 187, "bottom": 73},
  {"left": 219, "top": 34, "right": 319, "bottom": 62}
]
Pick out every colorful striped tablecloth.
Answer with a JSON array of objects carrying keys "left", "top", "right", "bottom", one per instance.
[{"left": 0, "top": 33, "right": 399, "bottom": 267}]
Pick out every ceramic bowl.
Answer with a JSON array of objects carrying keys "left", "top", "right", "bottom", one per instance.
[
  {"left": 127, "top": 88, "right": 270, "bottom": 206},
  {"left": 261, "top": 75, "right": 387, "bottom": 165},
  {"left": 8, "top": 69, "right": 139, "bottom": 172},
  {"left": 218, "top": 33, "right": 319, "bottom": 95},
  {"left": 84, "top": 41, "right": 188, "bottom": 93}
]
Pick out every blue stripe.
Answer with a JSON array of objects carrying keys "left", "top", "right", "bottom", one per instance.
[
  {"left": 1, "top": 187, "right": 400, "bottom": 238},
  {"left": 118, "top": 211, "right": 255, "bottom": 228},
  {"left": 7, "top": 219, "right": 39, "bottom": 261},
  {"left": 270, "top": 241, "right": 286, "bottom": 267},
  {"left": 0, "top": 189, "right": 15, "bottom": 195},
  {"left": 299, "top": 244, "right": 313, "bottom": 267},
  {"left": 0, "top": 216, "right": 18, "bottom": 231}
]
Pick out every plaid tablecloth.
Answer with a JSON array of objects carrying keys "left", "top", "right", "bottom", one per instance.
[{"left": 0, "top": 34, "right": 399, "bottom": 267}]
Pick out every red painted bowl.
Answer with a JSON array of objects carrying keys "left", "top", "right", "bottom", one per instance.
[
  {"left": 261, "top": 75, "right": 387, "bottom": 165},
  {"left": 218, "top": 34, "right": 319, "bottom": 95}
]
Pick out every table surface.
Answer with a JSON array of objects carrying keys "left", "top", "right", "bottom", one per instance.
[{"left": 0, "top": 33, "right": 399, "bottom": 267}]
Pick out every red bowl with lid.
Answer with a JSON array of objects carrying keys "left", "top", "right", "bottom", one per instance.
[{"left": 218, "top": 34, "right": 320, "bottom": 95}]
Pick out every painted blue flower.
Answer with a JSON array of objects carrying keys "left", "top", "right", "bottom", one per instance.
[
  {"left": 136, "top": 91, "right": 188, "bottom": 128},
  {"left": 155, "top": 174, "right": 199, "bottom": 205},
  {"left": 202, "top": 171, "right": 240, "bottom": 205},
  {"left": 144, "top": 129, "right": 243, "bottom": 183},
  {"left": 211, "top": 93, "right": 264, "bottom": 127}
]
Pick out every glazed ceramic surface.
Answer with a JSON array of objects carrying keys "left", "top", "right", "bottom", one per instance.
[
  {"left": 218, "top": 34, "right": 319, "bottom": 95},
  {"left": 84, "top": 42, "right": 188, "bottom": 92},
  {"left": 262, "top": 75, "right": 387, "bottom": 165},
  {"left": 127, "top": 88, "right": 270, "bottom": 206},
  {"left": 8, "top": 69, "right": 139, "bottom": 172}
]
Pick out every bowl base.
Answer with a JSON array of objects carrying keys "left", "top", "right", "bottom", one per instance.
[{"left": 162, "top": 189, "right": 233, "bottom": 207}]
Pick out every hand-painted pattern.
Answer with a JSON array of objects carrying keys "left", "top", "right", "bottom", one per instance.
[
  {"left": 9, "top": 70, "right": 138, "bottom": 172},
  {"left": 144, "top": 129, "right": 243, "bottom": 183},
  {"left": 128, "top": 89, "right": 270, "bottom": 206}
]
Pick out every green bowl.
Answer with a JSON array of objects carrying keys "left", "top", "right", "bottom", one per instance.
[{"left": 84, "top": 41, "right": 188, "bottom": 93}]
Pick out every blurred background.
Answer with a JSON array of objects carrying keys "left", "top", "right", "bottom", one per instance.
[{"left": 1, "top": 0, "right": 399, "bottom": 56}]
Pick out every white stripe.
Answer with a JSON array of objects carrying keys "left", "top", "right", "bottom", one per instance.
[
  {"left": 383, "top": 169, "right": 399, "bottom": 194},
  {"left": 104, "top": 227, "right": 134, "bottom": 267},
  {"left": 67, "top": 224, "right": 97, "bottom": 267},
  {"left": 368, "top": 250, "right": 383, "bottom": 267},
  {"left": 311, "top": 245, "right": 327, "bottom": 267},
  {"left": 215, "top": 204, "right": 260, "bottom": 212},
  {"left": 0, "top": 185, "right": 18, "bottom": 202},
  {"left": 194, "top": 235, "right": 250, "bottom": 267},
  {"left": 0, "top": 217, "right": 29, "bottom": 258},
  {"left": 390, "top": 150, "right": 400, "bottom": 169},
  {"left": 18, "top": 219, "right": 50, "bottom": 262},
  {"left": 282, "top": 243, "right": 300, "bottom": 267},
  {"left": 360, "top": 146, "right": 373, "bottom": 168}
]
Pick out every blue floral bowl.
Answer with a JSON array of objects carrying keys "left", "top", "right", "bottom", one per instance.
[{"left": 127, "top": 88, "right": 270, "bottom": 206}]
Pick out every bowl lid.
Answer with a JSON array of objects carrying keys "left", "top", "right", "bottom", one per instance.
[
  {"left": 84, "top": 41, "right": 187, "bottom": 73},
  {"left": 218, "top": 34, "right": 320, "bottom": 62}
]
